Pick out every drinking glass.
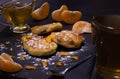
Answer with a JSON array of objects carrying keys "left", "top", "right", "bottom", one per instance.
[
  {"left": 92, "top": 10, "right": 120, "bottom": 79},
  {"left": 0, "top": 0, "right": 38, "bottom": 33}
]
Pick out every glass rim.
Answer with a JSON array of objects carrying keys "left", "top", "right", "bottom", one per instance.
[
  {"left": 0, "top": 0, "right": 36, "bottom": 7},
  {"left": 92, "top": 14, "right": 120, "bottom": 34}
]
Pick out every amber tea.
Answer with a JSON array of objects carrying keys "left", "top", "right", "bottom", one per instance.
[{"left": 92, "top": 15, "right": 120, "bottom": 79}]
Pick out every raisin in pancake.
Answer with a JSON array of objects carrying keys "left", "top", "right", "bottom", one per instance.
[
  {"left": 48, "top": 30, "right": 84, "bottom": 48},
  {"left": 22, "top": 35, "right": 57, "bottom": 56}
]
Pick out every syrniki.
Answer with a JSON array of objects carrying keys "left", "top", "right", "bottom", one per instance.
[
  {"left": 47, "top": 30, "right": 84, "bottom": 48},
  {"left": 22, "top": 35, "right": 57, "bottom": 56},
  {"left": 31, "top": 22, "right": 62, "bottom": 35}
]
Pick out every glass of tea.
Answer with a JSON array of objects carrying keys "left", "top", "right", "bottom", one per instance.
[
  {"left": 0, "top": 0, "right": 38, "bottom": 33},
  {"left": 92, "top": 10, "right": 120, "bottom": 79}
]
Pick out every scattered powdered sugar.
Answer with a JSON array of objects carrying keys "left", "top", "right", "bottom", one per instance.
[
  {"left": 34, "top": 63, "right": 39, "bottom": 66},
  {"left": 35, "top": 58, "right": 41, "bottom": 62},
  {"left": 16, "top": 50, "right": 78, "bottom": 70},
  {"left": 60, "top": 57, "right": 70, "bottom": 62},
  {"left": 0, "top": 38, "right": 82, "bottom": 73},
  {"left": 69, "top": 51, "right": 78, "bottom": 55},
  {"left": 0, "top": 43, "right": 6, "bottom": 51}
]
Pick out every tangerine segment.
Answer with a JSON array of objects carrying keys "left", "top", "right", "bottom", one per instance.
[
  {"left": 32, "top": 2, "right": 50, "bottom": 20},
  {"left": 61, "top": 10, "right": 82, "bottom": 24},
  {"left": 1, "top": 53, "right": 13, "bottom": 62},
  {"left": 0, "top": 53, "right": 22, "bottom": 73},
  {"left": 72, "top": 21, "right": 92, "bottom": 34},
  {"left": 51, "top": 5, "right": 68, "bottom": 21}
]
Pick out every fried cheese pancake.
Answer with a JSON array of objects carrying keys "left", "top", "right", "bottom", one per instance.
[
  {"left": 22, "top": 35, "right": 57, "bottom": 56},
  {"left": 31, "top": 22, "right": 62, "bottom": 35},
  {"left": 48, "top": 30, "right": 84, "bottom": 48}
]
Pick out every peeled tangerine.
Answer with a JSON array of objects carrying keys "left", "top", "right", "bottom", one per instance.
[
  {"left": 32, "top": 2, "right": 50, "bottom": 20},
  {"left": 61, "top": 10, "right": 82, "bottom": 24},
  {"left": 51, "top": 5, "right": 68, "bottom": 21},
  {"left": 72, "top": 21, "right": 92, "bottom": 34},
  {"left": 0, "top": 53, "right": 22, "bottom": 73}
]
